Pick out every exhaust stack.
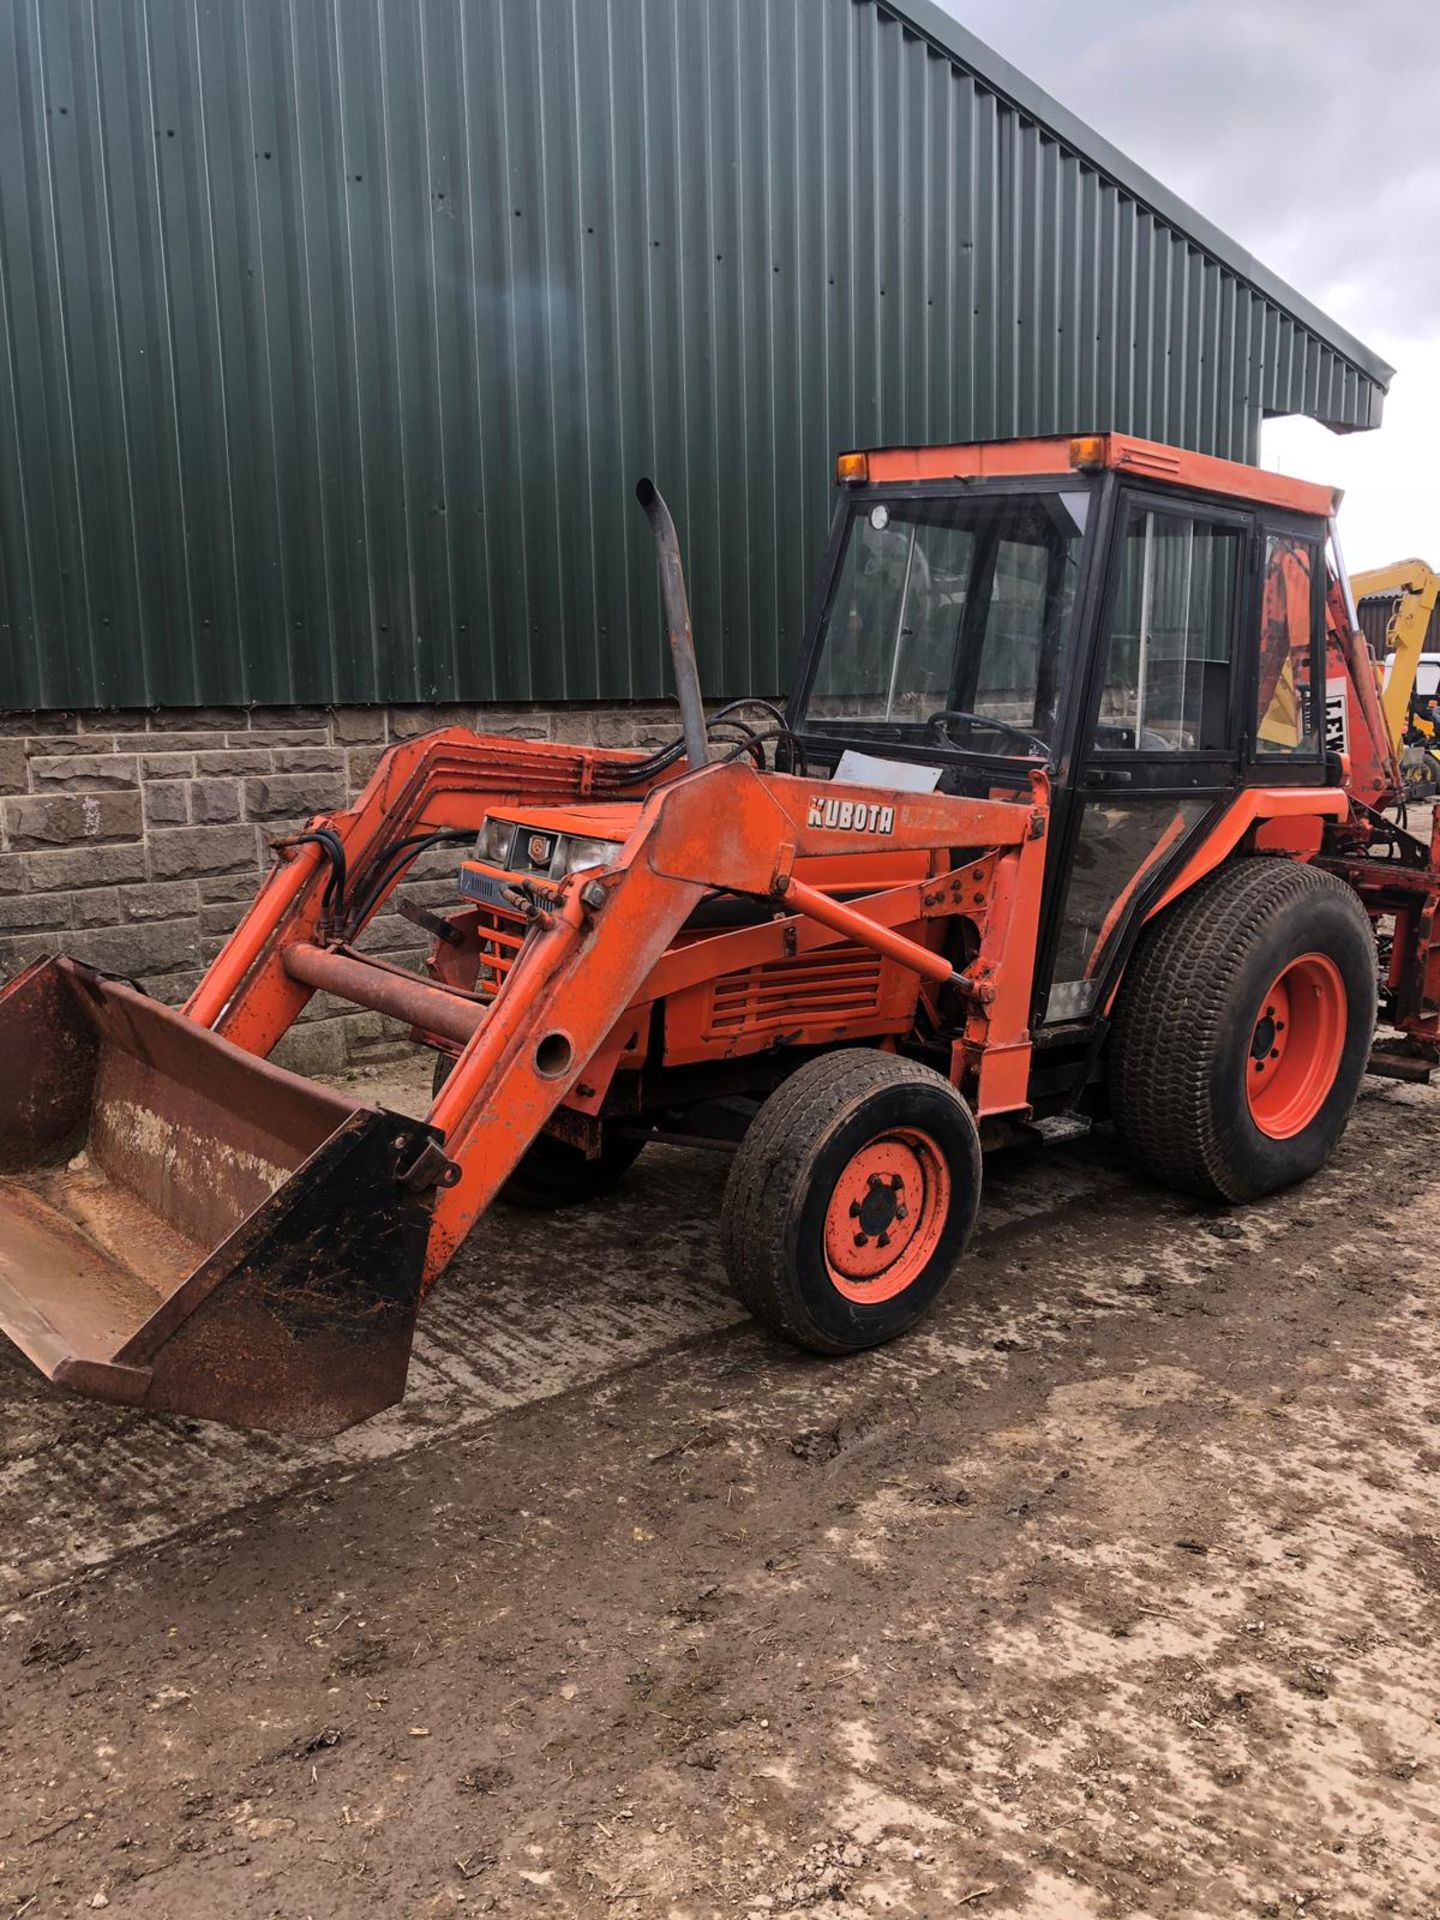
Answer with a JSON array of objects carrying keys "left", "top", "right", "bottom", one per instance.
[{"left": 636, "top": 477, "right": 709, "bottom": 770}]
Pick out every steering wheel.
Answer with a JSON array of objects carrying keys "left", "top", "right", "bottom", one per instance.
[{"left": 925, "top": 708, "right": 1049, "bottom": 760}]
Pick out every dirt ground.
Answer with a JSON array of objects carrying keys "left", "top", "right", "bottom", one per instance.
[{"left": 1, "top": 1046, "right": 1438, "bottom": 1919}]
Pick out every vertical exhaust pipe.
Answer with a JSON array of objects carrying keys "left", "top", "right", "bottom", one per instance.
[{"left": 636, "top": 478, "right": 708, "bottom": 770}]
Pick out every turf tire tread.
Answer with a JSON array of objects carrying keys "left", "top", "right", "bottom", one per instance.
[{"left": 1109, "top": 856, "right": 1371, "bottom": 1200}]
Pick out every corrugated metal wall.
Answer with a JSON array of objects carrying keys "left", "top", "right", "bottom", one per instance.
[{"left": 0, "top": 0, "right": 1389, "bottom": 711}]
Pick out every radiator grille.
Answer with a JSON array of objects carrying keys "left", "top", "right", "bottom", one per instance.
[{"left": 473, "top": 907, "right": 528, "bottom": 999}]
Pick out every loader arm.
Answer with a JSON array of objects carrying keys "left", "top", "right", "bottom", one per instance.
[
  {"left": 418, "top": 758, "right": 1047, "bottom": 1284},
  {"left": 0, "top": 750, "right": 1045, "bottom": 1434},
  {"left": 187, "top": 730, "right": 670, "bottom": 1056}
]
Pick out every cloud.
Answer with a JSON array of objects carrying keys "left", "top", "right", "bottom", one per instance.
[
  {"left": 939, "top": 1, "right": 1440, "bottom": 567},
  {"left": 940, "top": 0, "right": 1440, "bottom": 335},
  {"left": 1268, "top": 339, "right": 1440, "bottom": 571}
]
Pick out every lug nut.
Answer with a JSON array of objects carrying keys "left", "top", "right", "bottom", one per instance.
[{"left": 853, "top": 1232, "right": 869, "bottom": 1249}]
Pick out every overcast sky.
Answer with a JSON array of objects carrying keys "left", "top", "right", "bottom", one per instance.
[{"left": 942, "top": 0, "right": 1440, "bottom": 571}]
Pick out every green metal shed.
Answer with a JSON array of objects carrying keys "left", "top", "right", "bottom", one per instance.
[{"left": 0, "top": 0, "right": 1392, "bottom": 713}]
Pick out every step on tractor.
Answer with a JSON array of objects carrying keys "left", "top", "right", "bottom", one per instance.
[{"left": 1, "top": 435, "right": 1437, "bottom": 1435}]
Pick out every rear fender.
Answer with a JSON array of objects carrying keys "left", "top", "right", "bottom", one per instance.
[
  {"left": 1100, "top": 788, "right": 1349, "bottom": 1021},
  {"left": 1145, "top": 789, "right": 1346, "bottom": 924}
]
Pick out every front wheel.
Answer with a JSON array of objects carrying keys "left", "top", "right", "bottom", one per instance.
[
  {"left": 720, "top": 1050, "right": 982, "bottom": 1354},
  {"left": 1109, "top": 858, "right": 1376, "bottom": 1202}
]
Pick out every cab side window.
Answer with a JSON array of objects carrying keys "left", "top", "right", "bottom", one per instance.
[
  {"left": 1091, "top": 507, "right": 1242, "bottom": 753},
  {"left": 1255, "top": 532, "right": 1322, "bottom": 757}
]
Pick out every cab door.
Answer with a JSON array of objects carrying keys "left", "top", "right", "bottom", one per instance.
[{"left": 1040, "top": 492, "right": 1250, "bottom": 1025}]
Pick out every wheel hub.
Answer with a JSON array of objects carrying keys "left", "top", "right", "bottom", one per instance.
[
  {"left": 1249, "top": 1013, "right": 1278, "bottom": 1060},
  {"left": 823, "top": 1130, "right": 951, "bottom": 1303},
  {"left": 853, "top": 1172, "right": 904, "bottom": 1240},
  {"left": 1245, "top": 953, "right": 1347, "bottom": 1140}
]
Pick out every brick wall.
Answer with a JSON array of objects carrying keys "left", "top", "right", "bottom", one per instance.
[{"left": 0, "top": 702, "right": 680, "bottom": 1073}]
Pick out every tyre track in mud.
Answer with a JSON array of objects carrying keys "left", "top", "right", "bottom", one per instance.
[
  {"left": 0, "top": 1072, "right": 1435, "bottom": 1918},
  {"left": 0, "top": 1060, "right": 1128, "bottom": 1603}
]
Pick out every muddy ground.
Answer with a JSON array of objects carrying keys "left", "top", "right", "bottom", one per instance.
[{"left": 0, "top": 1050, "right": 1438, "bottom": 1920}]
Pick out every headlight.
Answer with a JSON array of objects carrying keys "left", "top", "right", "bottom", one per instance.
[
  {"left": 553, "top": 834, "right": 622, "bottom": 878},
  {"left": 477, "top": 815, "right": 514, "bottom": 863}
]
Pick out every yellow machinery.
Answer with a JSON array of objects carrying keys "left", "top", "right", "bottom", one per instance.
[{"left": 1352, "top": 560, "right": 1440, "bottom": 799}]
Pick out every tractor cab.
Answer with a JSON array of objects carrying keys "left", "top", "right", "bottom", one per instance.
[
  {"left": 785, "top": 436, "right": 1364, "bottom": 1029},
  {"left": 452, "top": 432, "right": 1386, "bottom": 1075},
  {"left": 789, "top": 436, "right": 1341, "bottom": 779}
]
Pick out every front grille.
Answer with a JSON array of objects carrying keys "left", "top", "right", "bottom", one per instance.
[{"left": 472, "top": 906, "right": 528, "bottom": 1000}]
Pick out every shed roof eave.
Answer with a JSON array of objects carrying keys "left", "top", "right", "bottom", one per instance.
[{"left": 888, "top": 0, "right": 1396, "bottom": 399}]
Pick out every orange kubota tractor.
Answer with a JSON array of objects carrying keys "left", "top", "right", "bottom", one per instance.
[{"left": 0, "top": 435, "right": 1436, "bottom": 1435}]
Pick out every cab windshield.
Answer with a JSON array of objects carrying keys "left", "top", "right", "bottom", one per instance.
[{"left": 798, "top": 487, "right": 1090, "bottom": 759}]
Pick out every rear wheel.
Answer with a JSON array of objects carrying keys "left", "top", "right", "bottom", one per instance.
[
  {"left": 1109, "top": 858, "right": 1376, "bottom": 1202},
  {"left": 431, "top": 1053, "right": 646, "bottom": 1209},
  {"left": 720, "top": 1050, "right": 981, "bottom": 1354}
]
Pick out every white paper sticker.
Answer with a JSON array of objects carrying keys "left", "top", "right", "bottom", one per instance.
[{"left": 832, "top": 750, "right": 942, "bottom": 794}]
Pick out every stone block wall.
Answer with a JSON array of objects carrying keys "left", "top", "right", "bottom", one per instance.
[{"left": 0, "top": 702, "right": 681, "bottom": 1074}]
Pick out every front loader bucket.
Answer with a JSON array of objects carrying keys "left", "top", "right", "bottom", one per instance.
[{"left": 0, "top": 958, "right": 443, "bottom": 1436}]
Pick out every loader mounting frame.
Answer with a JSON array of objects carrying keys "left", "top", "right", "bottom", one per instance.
[{"left": 192, "top": 735, "right": 1051, "bottom": 1290}]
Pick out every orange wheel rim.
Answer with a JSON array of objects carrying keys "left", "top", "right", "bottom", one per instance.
[
  {"left": 1245, "top": 952, "right": 1347, "bottom": 1140},
  {"left": 822, "top": 1128, "right": 952, "bottom": 1304}
]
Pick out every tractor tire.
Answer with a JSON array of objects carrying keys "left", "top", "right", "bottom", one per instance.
[
  {"left": 430, "top": 1053, "right": 646, "bottom": 1209},
  {"left": 720, "top": 1050, "right": 982, "bottom": 1355},
  {"left": 1109, "top": 857, "right": 1376, "bottom": 1203}
]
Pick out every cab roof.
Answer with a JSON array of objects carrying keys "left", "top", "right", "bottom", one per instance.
[{"left": 849, "top": 433, "right": 1340, "bottom": 523}]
